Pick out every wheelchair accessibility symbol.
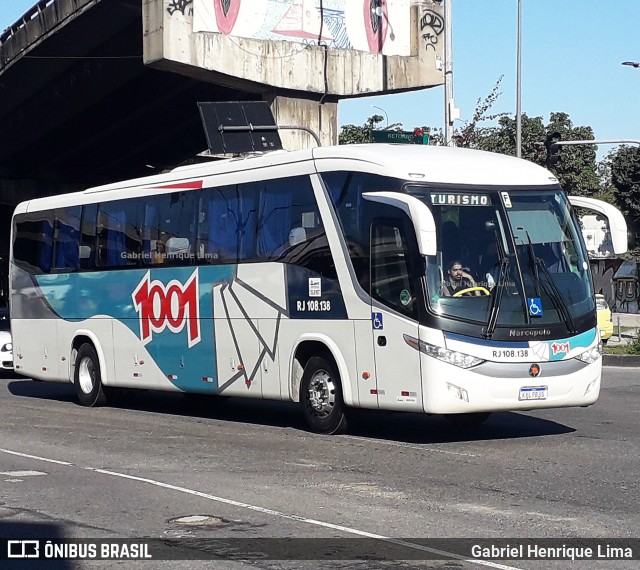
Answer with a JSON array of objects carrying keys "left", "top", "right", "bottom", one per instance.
[
  {"left": 528, "top": 297, "right": 543, "bottom": 317},
  {"left": 372, "top": 312, "right": 384, "bottom": 330}
]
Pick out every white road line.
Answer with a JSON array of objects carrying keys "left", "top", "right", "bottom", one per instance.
[
  {"left": 0, "top": 470, "right": 47, "bottom": 476},
  {"left": 0, "top": 447, "right": 520, "bottom": 570},
  {"left": 0, "top": 448, "right": 74, "bottom": 466}
]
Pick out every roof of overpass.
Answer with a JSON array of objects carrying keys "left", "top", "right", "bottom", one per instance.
[{"left": 0, "top": 0, "right": 251, "bottom": 188}]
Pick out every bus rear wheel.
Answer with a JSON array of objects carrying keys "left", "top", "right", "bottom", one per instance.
[
  {"left": 74, "top": 343, "right": 107, "bottom": 407},
  {"left": 444, "top": 412, "right": 491, "bottom": 426},
  {"left": 301, "top": 355, "right": 348, "bottom": 435}
]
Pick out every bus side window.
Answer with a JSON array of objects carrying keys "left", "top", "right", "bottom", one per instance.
[
  {"left": 159, "top": 191, "right": 197, "bottom": 266},
  {"left": 256, "top": 182, "right": 294, "bottom": 258},
  {"left": 203, "top": 185, "right": 239, "bottom": 263},
  {"left": 80, "top": 204, "right": 97, "bottom": 271},
  {"left": 96, "top": 200, "right": 142, "bottom": 268},
  {"left": 52, "top": 206, "right": 81, "bottom": 272},
  {"left": 12, "top": 213, "right": 54, "bottom": 274},
  {"left": 254, "top": 176, "right": 323, "bottom": 263}
]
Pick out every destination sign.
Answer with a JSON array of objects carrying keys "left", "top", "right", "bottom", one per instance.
[{"left": 430, "top": 193, "right": 490, "bottom": 206}]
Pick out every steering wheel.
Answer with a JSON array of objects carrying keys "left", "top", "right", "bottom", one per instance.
[{"left": 453, "top": 286, "right": 491, "bottom": 297}]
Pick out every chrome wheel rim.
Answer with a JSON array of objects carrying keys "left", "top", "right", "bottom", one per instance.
[
  {"left": 307, "top": 370, "right": 335, "bottom": 417},
  {"left": 78, "top": 356, "right": 95, "bottom": 394}
]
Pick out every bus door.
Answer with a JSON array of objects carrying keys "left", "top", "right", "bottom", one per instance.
[{"left": 369, "top": 217, "right": 423, "bottom": 412}]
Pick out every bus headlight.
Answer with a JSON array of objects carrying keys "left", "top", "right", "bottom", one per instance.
[
  {"left": 404, "top": 335, "right": 484, "bottom": 369},
  {"left": 1, "top": 343, "right": 11, "bottom": 352},
  {"left": 575, "top": 343, "right": 602, "bottom": 364}
]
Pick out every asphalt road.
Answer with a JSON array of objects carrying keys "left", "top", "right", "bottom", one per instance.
[{"left": 0, "top": 366, "right": 638, "bottom": 569}]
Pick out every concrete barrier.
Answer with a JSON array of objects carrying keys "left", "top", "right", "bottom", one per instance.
[{"left": 603, "top": 354, "right": 640, "bottom": 367}]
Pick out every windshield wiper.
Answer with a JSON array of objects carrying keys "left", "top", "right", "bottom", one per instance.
[
  {"left": 484, "top": 234, "right": 509, "bottom": 339},
  {"left": 525, "top": 232, "right": 576, "bottom": 334}
]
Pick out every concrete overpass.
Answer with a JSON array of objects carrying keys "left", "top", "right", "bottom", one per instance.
[{"left": 0, "top": 0, "right": 445, "bottom": 250}]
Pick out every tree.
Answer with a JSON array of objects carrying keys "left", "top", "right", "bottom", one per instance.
[
  {"left": 452, "top": 76, "right": 508, "bottom": 148},
  {"left": 426, "top": 76, "right": 508, "bottom": 147},
  {"left": 339, "top": 79, "right": 601, "bottom": 198},
  {"left": 339, "top": 115, "right": 381, "bottom": 144},
  {"left": 608, "top": 145, "right": 640, "bottom": 232},
  {"left": 541, "top": 112, "right": 600, "bottom": 197},
  {"left": 339, "top": 114, "right": 405, "bottom": 144},
  {"left": 461, "top": 110, "right": 600, "bottom": 197}
]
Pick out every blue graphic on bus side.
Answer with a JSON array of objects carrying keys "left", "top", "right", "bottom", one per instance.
[
  {"left": 372, "top": 312, "right": 383, "bottom": 330},
  {"left": 33, "top": 266, "right": 236, "bottom": 393}
]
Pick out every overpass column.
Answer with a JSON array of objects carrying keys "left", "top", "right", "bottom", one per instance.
[{"left": 267, "top": 94, "right": 338, "bottom": 150}]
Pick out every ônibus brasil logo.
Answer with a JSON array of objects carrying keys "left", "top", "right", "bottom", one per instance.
[{"left": 132, "top": 269, "right": 201, "bottom": 347}]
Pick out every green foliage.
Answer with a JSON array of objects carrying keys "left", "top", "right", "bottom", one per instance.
[
  {"left": 386, "top": 77, "right": 601, "bottom": 198},
  {"left": 543, "top": 113, "right": 600, "bottom": 197},
  {"left": 608, "top": 145, "right": 640, "bottom": 230},
  {"left": 613, "top": 337, "right": 640, "bottom": 355},
  {"left": 339, "top": 113, "right": 411, "bottom": 146},
  {"left": 338, "top": 114, "right": 387, "bottom": 144},
  {"left": 474, "top": 113, "right": 546, "bottom": 162},
  {"left": 453, "top": 76, "right": 509, "bottom": 148},
  {"left": 472, "top": 111, "right": 600, "bottom": 197}
]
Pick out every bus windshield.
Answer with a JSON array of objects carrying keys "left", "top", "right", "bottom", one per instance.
[{"left": 406, "top": 185, "right": 594, "bottom": 332}]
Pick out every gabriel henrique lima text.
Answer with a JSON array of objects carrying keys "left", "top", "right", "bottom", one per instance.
[{"left": 471, "top": 543, "right": 633, "bottom": 561}]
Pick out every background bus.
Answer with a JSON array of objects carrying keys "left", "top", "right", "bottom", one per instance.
[{"left": 9, "top": 144, "right": 627, "bottom": 433}]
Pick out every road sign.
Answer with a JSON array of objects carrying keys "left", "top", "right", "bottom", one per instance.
[{"left": 371, "top": 130, "right": 429, "bottom": 144}]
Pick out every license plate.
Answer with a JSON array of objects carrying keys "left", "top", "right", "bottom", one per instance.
[{"left": 519, "top": 386, "right": 548, "bottom": 400}]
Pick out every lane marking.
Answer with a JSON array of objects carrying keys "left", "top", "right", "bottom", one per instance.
[
  {"left": 0, "top": 449, "right": 74, "bottom": 466},
  {"left": 0, "top": 470, "right": 47, "bottom": 477},
  {"left": 0, "top": 447, "right": 520, "bottom": 570}
]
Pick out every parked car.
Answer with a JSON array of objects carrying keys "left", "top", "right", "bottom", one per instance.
[
  {"left": 0, "top": 307, "right": 13, "bottom": 371},
  {"left": 596, "top": 294, "right": 613, "bottom": 344}
]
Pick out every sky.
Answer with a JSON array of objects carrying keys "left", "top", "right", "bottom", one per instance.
[{"left": 2, "top": 0, "right": 639, "bottom": 160}]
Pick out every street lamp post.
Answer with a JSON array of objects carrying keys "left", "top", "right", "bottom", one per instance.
[
  {"left": 371, "top": 105, "right": 389, "bottom": 129},
  {"left": 443, "top": 0, "right": 455, "bottom": 146},
  {"left": 516, "top": 0, "right": 522, "bottom": 158}
]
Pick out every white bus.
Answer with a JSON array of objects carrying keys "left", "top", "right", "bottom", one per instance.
[{"left": 9, "top": 144, "right": 627, "bottom": 434}]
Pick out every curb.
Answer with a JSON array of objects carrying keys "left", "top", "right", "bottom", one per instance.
[{"left": 602, "top": 354, "right": 640, "bottom": 367}]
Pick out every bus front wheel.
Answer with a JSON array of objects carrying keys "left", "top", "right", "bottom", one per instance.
[
  {"left": 74, "top": 343, "right": 107, "bottom": 407},
  {"left": 301, "top": 355, "right": 348, "bottom": 435}
]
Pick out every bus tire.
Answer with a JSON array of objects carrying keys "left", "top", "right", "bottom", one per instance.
[
  {"left": 301, "top": 355, "right": 348, "bottom": 435},
  {"left": 74, "top": 343, "right": 107, "bottom": 407},
  {"left": 444, "top": 412, "right": 491, "bottom": 426}
]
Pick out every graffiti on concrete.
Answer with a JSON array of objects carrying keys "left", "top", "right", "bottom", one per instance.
[
  {"left": 591, "top": 258, "right": 621, "bottom": 309},
  {"left": 591, "top": 257, "right": 640, "bottom": 313},
  {"left": 167, "top": 0, "right": 193, "bottom": 17},
  {"left": 192, "top": 0, "right": 412, "bottom": 56},
  {"left": 419, "top": 8, "right": 443, "bottom": 52},
  {"left": 612, "top": 259, "right": 640, "bottom": 314}
]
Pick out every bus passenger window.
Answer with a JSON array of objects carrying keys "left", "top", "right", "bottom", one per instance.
[
  {"left": 12, "top": 214, "right": 54, "bottom": 274},
  {"left": 206, "top": 187, "right": 239, "bottom": 262},
  {"left": 53, "top": 206, "right": 81, "bottom": 272},
  {"left": 96, "top": 200, "right": 142, "bottom": 268},
  {"left": 80, "top": 204, "right": 97, "bottom": 271}
]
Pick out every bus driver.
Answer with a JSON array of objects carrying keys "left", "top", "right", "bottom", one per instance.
[{"left": 442, "top": 260, "right": 479, "bottom": 297}]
